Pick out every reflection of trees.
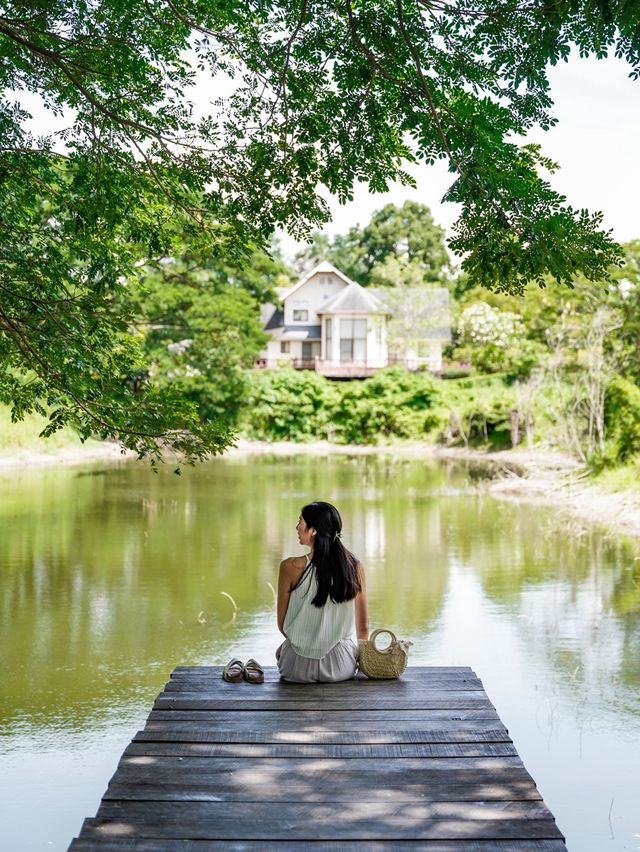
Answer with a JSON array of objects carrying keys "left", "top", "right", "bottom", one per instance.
[
  {"left": 323, "top": 455, "right": 455, "bottom": 632},
  {"left": 0, "top": 455, "right": 454, "bottom": 726},
  {"left": 4, "top": 454, "right": 638, "bottom": 733},
  {"left": 460, "top": 493, "right": 640, "bottom": 705},
  {"left": 605, "top": 552, "right": 640, "bottom": 696},
  {"left": 454, "top": 501, "right": 597, "bottom": 601}
]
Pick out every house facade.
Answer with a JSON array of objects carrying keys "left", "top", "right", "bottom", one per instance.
[{"left": 259, "top": 261, "right": 450, "bottom": 378}]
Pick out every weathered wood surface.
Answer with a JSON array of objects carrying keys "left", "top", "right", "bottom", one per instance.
[{"left": 69, "top": 666, "right": 566, "bottom": 850}]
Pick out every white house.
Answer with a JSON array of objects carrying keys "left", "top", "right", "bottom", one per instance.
[{"left": 259, "top": 261, "right": 450, "bottom": 378}]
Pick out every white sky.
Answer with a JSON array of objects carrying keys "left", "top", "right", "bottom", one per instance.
[{"left": 280, "top": 52, "right": 640, "bottom": 261}]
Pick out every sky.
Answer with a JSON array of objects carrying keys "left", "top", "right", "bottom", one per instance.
[{"left": 280, "top": 51, "right": 640, "bottom": 261}]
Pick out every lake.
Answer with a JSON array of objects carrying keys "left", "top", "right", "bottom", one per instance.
[{"left": 1, "top": 452, "right": 639, "bottom": 851}]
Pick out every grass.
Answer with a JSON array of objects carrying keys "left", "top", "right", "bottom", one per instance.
[
  {"left": 591, "top": 458, "right": 640, "bottom": 494},
  {"left": 0, "top": 404, "right": 87, "bottom": 453}
]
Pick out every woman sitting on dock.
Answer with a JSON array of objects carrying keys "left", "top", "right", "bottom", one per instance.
[{"left": 276, "top": 501, "right": 369, "bottom": 683}]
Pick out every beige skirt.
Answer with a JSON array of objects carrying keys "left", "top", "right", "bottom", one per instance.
[{"left": 276, "top": 638, "right": 359, "bottom": 683}]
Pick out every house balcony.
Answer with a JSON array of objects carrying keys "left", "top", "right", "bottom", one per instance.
[
  {"left": 290, "top": 358, "right": 386, "bottom": 378},
  {"left": 314, "top": 359, "right": 379, "bottom": 378},
  {"left": 257, "top": 356, "right": 440, "bottom": 377}
]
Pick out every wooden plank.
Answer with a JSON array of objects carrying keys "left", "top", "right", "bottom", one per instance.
[
  {"left": 70, "top": 837, "right": 569, "bottom": 851},
  {"left": 147, "top": 708, "right": 503, "bottom": 722},
  {"left": 96, "top": 799, "right": 556, "bottom": 822},
  {"left": 115, "top": 755, "right": 528, "bottom": 775},
  {"left": 110, "top": 762, "right": 534, "bottom": 785},
  {"left": 163, "top": 679, "right": 486, "bottom": 692},
  {"left": 144, "top": 724, "right": 508, "bottom": 742},
  {"left": 162, "top": 684, "right": 487, "bottom": 696},
  {"left": 169, "top": 670, "right": 480, "bottom": 681},
  {"left": 103, "top": 778, "right": 542, "bottom": 803},
  {"left": 171, "top": 665, "right": 476, "bottom": 677},
  {"left": 123, "top": 741, "right": 519, "bottom": 759},
  {"left": 81, "top": 814, "right": 564, "bottom": 842},
  {"left": 153, "top": 697, "right": 495, "bottom": 711},
  {"left": 132, "top": 727, "right": 510, "bottom": 745}
]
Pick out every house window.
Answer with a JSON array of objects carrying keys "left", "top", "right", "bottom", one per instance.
[
  {"left": 293, "top": 309, "right": 308, "bottom": 321},
  {"left": 325, "top": 318, "right": 332, "bottom": 360},
  {"left": 302, "top": 341, "right": 320, "bottom": 360},
  {"left": 280, "top": 341, "right": 290, "bottom": 353},
  {"left": 340, "top": 318, "right": 367, "bottom": 363}
]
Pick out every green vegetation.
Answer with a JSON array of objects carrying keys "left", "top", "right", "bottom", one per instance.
[
  {"left": 240, "top": 368, "right": 540, "bottom": 452},
  {"left": 0, "top": 404, "right": 94, "bottom": 453},
  {"left": 2, "top": 1, "right": 636, "bottom": 461},
  {"left": 2, "top": 196, "right": 640, "bottom": 482},
  {"left": 294, "top": 201, "right": 451, "bottom": 287},
  {"left": 128, "top": 247, "right": 286, "bottom": 428}
]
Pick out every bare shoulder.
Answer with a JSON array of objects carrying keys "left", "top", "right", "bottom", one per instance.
[
  {"left": 279, "top": 554, "right": 309, "bottom": 591},
  {"left": 279, "top": 555, "right": 308, "bottom": 573}
]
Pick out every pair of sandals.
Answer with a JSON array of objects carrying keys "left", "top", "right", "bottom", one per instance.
[{"left": 223, "top": 658, "right": 264, "bottom": 684}]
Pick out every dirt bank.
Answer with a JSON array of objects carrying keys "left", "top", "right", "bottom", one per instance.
[{"left": 0, "top": 440, "right": 130, "bottom": 470}]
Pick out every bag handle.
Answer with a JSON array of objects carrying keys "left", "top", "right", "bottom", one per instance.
[{"left": 369, "top": 628, "right": 397, "bottom": 651}]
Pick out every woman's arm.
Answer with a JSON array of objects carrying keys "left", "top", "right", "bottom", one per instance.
[
  {"left": 277, "top": 558, "right": 294, "bottom": 637},
  {"left": 355, "top": 562, "right": 369, "bottom": 641}
]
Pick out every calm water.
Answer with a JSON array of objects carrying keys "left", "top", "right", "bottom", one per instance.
[{"left": 1, "top": 453, "right": 639, "bottom": 851}]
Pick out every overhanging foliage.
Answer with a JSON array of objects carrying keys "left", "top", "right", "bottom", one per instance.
[{"left": 1, "top": 0, "right": 635, "bottom": 459}]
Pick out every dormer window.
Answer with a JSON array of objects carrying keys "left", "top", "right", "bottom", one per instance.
[{"left": 293, "top": 309, "right": 308, "bottom": 321}]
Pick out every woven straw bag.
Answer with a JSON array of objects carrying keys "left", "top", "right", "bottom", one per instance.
[{"left": 358, "top": 628, "right": 412, "bottom": 679}]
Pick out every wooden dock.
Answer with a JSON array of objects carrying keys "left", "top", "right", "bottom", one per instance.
[{"left": 69, "top": 666, "right": 567, "bottom": 850}]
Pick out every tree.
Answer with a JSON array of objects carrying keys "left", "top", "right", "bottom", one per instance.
[
  {"left": 296, "top": 202, "right": 450, "bottom": 285},
  {"left": 353, "top": 201, "right": 451, "bottom": 286},
  {"left": 607, "top": 241, "right": 640, "bottom": 385},
  {"left": 1, "top": 1, "right": 633, "bottom": 459},
  {"left": 132, "top": 249, "right": 282, "bottom": 426}
]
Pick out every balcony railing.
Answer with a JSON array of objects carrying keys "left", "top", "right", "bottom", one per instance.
[{"left": 258, "top": 356, "right": 440, "bottom": 376}]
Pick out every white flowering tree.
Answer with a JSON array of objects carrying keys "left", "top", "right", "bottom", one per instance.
[
  {"left": 456, "top": 301, "right": 544, "bottom": 378},
  {"left": 458, "top": 302, "right": 524, "bottom": 350}
]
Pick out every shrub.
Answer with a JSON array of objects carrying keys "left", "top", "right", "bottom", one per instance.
[
  {"left": 241, "top": 367, "right": 334, "bottom": 441},
  {"left": 602, "top": 376, "right": 640, "bottom": 464},
  {"left": 240, "top": 366, "right": 447, "bottom": 444},
  {"left": 439, "top": 375, "right": 516, "bottom": 446},
  {"left": 440, "top": 368, "right": 473, "bottom": 380},
  {"left": 456, "top": 302, "right": 545, "bottom": 380},
  {"left": 329, "top": 367, "right": 444, "bottom": 444}
]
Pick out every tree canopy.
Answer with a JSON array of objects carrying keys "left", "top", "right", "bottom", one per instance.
[
  {"left": 295, "top": 202, "right": 451, "bottom": 286},
  {"left": 1, "top": 0, "right": 636, "bottom": 459}
]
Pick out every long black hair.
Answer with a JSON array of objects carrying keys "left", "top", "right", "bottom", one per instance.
[{"left": 301, "top": 501, "right": 361, "bottom": 608}]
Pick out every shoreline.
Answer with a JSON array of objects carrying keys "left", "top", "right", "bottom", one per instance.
[
  {"left": 0, "top": 440, "right": 131, "bottom": 470},
  {"left": 2, "top": 436, "right": 639, "bottom": 538}
]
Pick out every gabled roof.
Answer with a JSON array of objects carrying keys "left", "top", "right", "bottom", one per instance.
[
  {"left": 280, "top": 261, "right": 356, "bottom": 302},
  {"left": 264, "top": 306, "right": 284, "bottom": 330},
  {"left": 318, "top": 281, "right": 387, "bottom": 315}
]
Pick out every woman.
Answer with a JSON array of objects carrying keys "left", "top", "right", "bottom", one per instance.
[{"left": 276, "top": 501, "right": 369, "bottom": 683}]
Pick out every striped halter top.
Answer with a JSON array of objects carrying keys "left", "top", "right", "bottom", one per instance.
[{"left": 283, "top": 556, "right": 356, "bottom": 659}]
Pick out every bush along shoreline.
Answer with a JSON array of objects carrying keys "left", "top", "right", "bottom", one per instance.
[{"left": 238, "top": 365, "right": 591, "bottom": 456}]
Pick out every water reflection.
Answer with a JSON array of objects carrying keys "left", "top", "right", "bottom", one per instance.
[{"left": 1, "top": 455, "right": 640, "bottom": 850}]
